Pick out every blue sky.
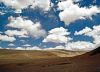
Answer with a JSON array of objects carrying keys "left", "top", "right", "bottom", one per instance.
[{"left": 0, "top": 0, "right": 100, "bottom": 51}]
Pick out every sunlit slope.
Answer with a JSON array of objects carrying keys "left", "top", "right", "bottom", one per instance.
[{"left": 0, "top": 49, "right": 85, "bottom": 64}]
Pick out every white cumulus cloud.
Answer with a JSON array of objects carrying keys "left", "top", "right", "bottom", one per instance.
[
  {"left": 31, "top": 0, "right": 53, "bottom": 11},
  {"left": 22, "top": 44, "right": 31, "bottom": 47},
  {"left": 43, "top": 27, "right": 71, "bottom": 43},
  {"left": 5, "top": 29, "right": 28, "bottom": 38},
  {"left": 8, "top": 43, "right": 15, "bottom": 46},
  {"left": 44, "top": 45, "right": 65, "bottom": 50},
  {"left": 74, "top": 27, "right": 92, "bottom": 35},
  {"left": 66, "top": 41, "right": 95, "bottom": 51},
  {"left": 58, "top": 0, "right": 100, "bottom": 25},
  {"left": 0, "top": 34, "right": 16, "bottom": 42},
  {"left": 14, "top": 46, "right": 41, "bottom": 50},
  {"left": 74, "top": 25, "right": 100, "bottom": 48},
  {"left": 0, "top": 0, "right": 52, "bottom": 13},
  {"left": 7, "top": 16, "right": 46, "bottom": 39},
  {"left": 0, "top": 11, "right": 5, "bottom": 15}
]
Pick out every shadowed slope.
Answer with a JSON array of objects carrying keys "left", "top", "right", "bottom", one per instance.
[
  {"left": 74, "top": 46, "right": 100, "bottom": 58},
  {"left": 90, "top": 47, "right": 100, "bottom": 55}
]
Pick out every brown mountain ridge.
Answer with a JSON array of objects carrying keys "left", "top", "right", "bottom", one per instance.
[{"left": 0, "top": 47, "right": 100, "bottom": 72}]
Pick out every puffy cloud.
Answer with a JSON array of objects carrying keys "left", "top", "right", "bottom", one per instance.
[
  {"left": 0, "top": 11, "right": 5, "bottom": 15},
  {"left": 8, "top": 43, "right": 15, "bottom": 46},
  {"left": 66, "top": 41, "right": 95, "bottom": 51},
  {"left": 0, "top": 34, "right": 16, "bottom": 42},
  {"left": 45, "top": 41, "right": 95, "bottom": 51},
  {"left": 22, "top": 44, "right": 31, "bottom": 47},
  {"left": 25, "top": 46, "right": 41, "bottom": 50},
  {"left": 74, "top": 25, "right": 100, "bottom": 48},
  {"left": 44, "top": 45, "right": 65, "bottom": 50},
  {"left": 5, "top": 29, "right": 28, "bottom": 38},
  {"left": 49, "top": 27, "right": 70, "bottom": 35},
  {"left": 0, "top": 0, "right": 52, "bottom": 13},
  {"left": 31, "top": 0, "right": 53, "bottom": 11},
  {"left": 43, "top": 27, "right": 71, "bottom": 43},
  {"left": 0, "top": 0, "right": 31, "bottom": 13},
  {"left": 85, "top": 25, "right": 100, "bottom": 47},
  {"left": 86, "top": 25, "right": 100, "bottom": 36},
  {"left": 74, "top": 27, "right": 92, "bottom": 35},
  {"left": 7, "top": 16, "right": 46, "bottom": 39},
  {"left": 43, "top": 34, "right": 69, "bottom": 43},
  {"left": 20, "top": 40, "right": 25, "bottom": 43},
  {"left": 7, "top": 46, "right": 41, "bottom": 50},
  {"left": 58, "top": 0, "right": 100, "bottom": 25}
]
